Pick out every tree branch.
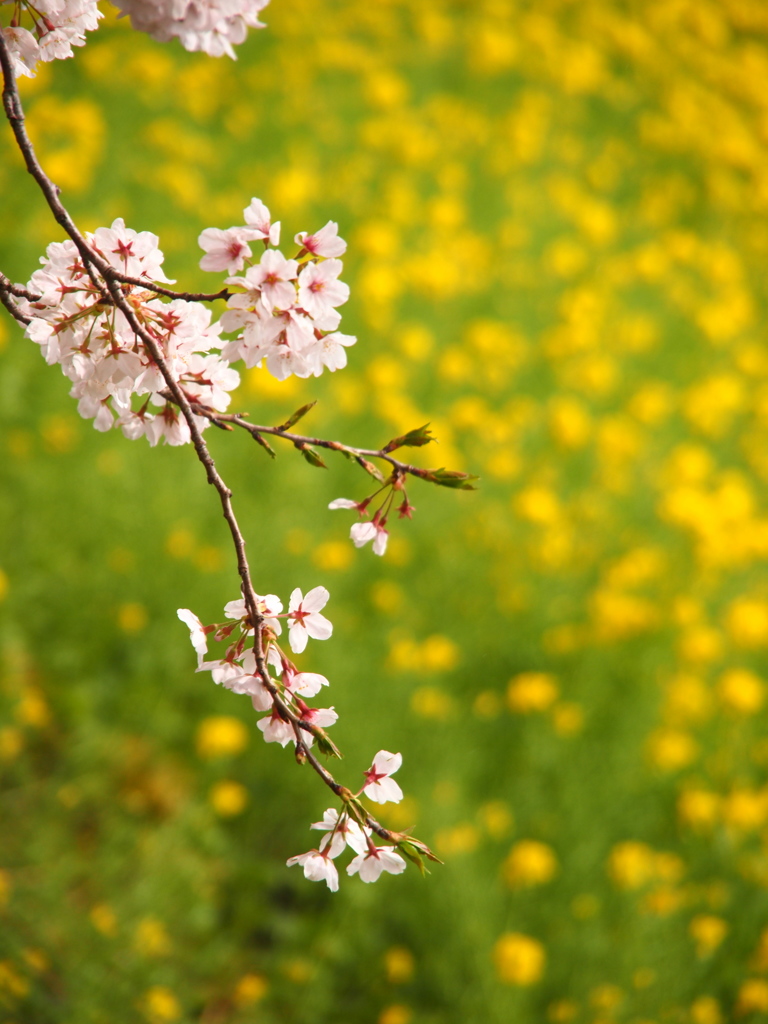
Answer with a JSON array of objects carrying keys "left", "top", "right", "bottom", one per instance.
[{"left": 0, "top": 35, "right": 435, "bottom": 860}]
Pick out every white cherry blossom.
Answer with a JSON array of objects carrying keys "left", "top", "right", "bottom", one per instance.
[
  {"left": 311, "top": 809, "right": 369, "bottom": 857},
  {"left": 347, "top": 846, "right": 407, "bottom": 883},
  {"left": 198, "top": 227, "right": 253, "bottom": 274},
  {"left": 287, "top": 587, "right": 333, "bottom": 654},
  {"left": 258, "top": 708, "right": 294, "bottom": 747},
  {"left": 283, "top": 666, "right": 330, "bottom": 699},
  {"left": 362, "top": 750, "right": 404, "bottom": 804},
  {"left": 350, "top": 515, "right": 389, "bottom": 556},
  {"left": 286, "top": 848, "right": 339, "bottom": 891},
  {"left": 177, "top": 608, "right": 209, "bottom": 657}
]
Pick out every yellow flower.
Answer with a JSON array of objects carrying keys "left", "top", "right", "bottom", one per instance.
[
  {"left": 722, "top": 789, "right": 768, "bottom": 831},
  {"left": 678, "top": 626, "right": 723, "bottom": 664},
  {"left": 726, "top": 597, "right": 768, "bottom": 647},
  {"left": 549, "top": 396, "right": 591, "bottom": 448},
  {"left": 493, "top": 933, "right": 546, "bottom": 985},
  {"left": 717, "top": 668, "right": 765, "bottom": 714},
  {"left": 117, "top": 602, "right": 148, "bottom": 633},
  {"left": 514, "top": 487, "right": 561, "bottom": 525},
  {"left": 90, "top": 904, "right": 117, "bottom": 937},
  {"left": 678, "top": 790, "right": 720, "bottom": 831},
  {"left": 384, "top": 946, "right": 415, "bottom": 984},
  {"left": 590, "top": 985, "right": 623, "bottom": 1012},
  {"left": 0, "top": 961, "right": 29, "bottom": 999},
  {"left": 478, "top": 800, "right": 514, "bottom": 838},
  {"left": 552, "top": 702, "right": 584, "bottom": 736},
  {"left": 590, "top": 589, "right": 657, "bottom": 640},
  {"left": 664, "top": 674, "right": 712, "bottom": 724},
  {"left": 0, "top": 727, "right": 24, "bottom": 761},
  {"left": 134, "top": 917, "right": 172, "bottom": 957},
  {"left": 646, "top": 730, "right": 698, "bottom": 772},
  {"left": 410, "top": 686, "right": 456, "bottom": 721},
  {"left": 690, "top": 996, "right": 722, "bottom": 1024},
  {"left": 689, "top": 915, "right": 728, "bottom": 957},
  {"left": 737, "top": 979, "right": 768, "bottom": 1015},
  {"left": 209, "top": 780, "right": 249, "bottom": 817},
  {"left": 607, "top": 841, "right": 656, "bottom": 889},
  {"left": 507, "top": 672, "right": 559, "bottom": 713},
  {"left": 195, "top": 716, "right": 249, "bottom": 759},
  {"left": 435, "top": 823, "right": 480, "bottom": 856},
  {"left": 503, "top": 840, "right": 558, "bottom": 888},
  {"left": 313, "top": 540, "right": 354, "bottom": 571},
  {"left": 234, "top": 974, "right": 268, "bottom": 1006},
  {"left": 547, "top": 999, "right": 579, "bottom": 1022},
  {"left": 140, "top": 986, "right": 181, "bottom": 1023},
  {"left": 420, "top": 634, "right": 460, "bottom": 672},
  {"left": 378, "top": 1005, "right": 412, "bottom": 1024}
]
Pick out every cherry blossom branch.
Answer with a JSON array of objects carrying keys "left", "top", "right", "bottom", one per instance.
[
  {"left": 180, "top": 398, "right": 477, "bottom": 490},
  {"left": 98, "top": 275, "right": 231, "bottom": 303},
  {"left": 0, "top": 272, "right": 39, "bottom": 302},
  {"left": 0, "top": 36, "right": 106, "bottom": 297},
  {"left": 0, "top": 32, "right": 439, "bottom": 869},
  {"left": 0, "top": 273, "right": 32, "bottom": 324}
]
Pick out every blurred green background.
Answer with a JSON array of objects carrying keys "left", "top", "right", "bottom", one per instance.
[{"left": 3, "top": 0, "right": 768, "bottom": 1021}]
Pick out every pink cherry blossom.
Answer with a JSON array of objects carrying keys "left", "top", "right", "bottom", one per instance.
[
  {"left": 295, "top": 221, "right": 347, "bottom": 258},
  {"left": 198, "top": 227, "right": 253, "bottom": 273},
  {"left": 2, "top": 2, "right": 102, "bottom": 79},
  {"left": 297, "top": 259, "right": 349, "bottom": 320},
  {"left": 286, "top": 848, "right": 339, "bottom": 891},
  {"left": 91, "top": 218, "right": 173, "bottom": 282},
  {"left": 305, "top": 331, "right": 356, "bottom": 375},
  {"left": 287, "top": 586, "right": 332, "bottom": 654},
  {"left": 362, "top": 750, "right": 403, "bottom": 804},
  {"left": 242, "top": 197, "right": 280, "bottom": 245},
  {"left": 111, "top": 0, "right": 269, "bottom": 59},
  {"left": 240, "top": 250, "right": 298, "bottom": 312},
  {"left": 347, "top": 846, "right": 406, "bottom": 883}
]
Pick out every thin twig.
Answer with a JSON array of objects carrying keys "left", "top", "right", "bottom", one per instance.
[
  {"left": 183, "top": 402, "right": 436, "bottom": 481},
  {"left": 105, "top": 274, "right": 230, "bottom": 303},
  {"left": 0, "top": 278, "right": 31, "bottom": 325},
  {"left": 0, "top": 272, "right": 39, "bottom": 302}
]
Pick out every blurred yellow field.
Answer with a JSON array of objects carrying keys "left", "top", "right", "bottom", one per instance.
[{"left": 2, "top": 1, "right": 768, "bottom": 1021}]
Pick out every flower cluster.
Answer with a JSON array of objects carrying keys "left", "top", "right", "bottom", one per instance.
[
  {"left": 1, "top": 0, "right": 101, "bottom": 78},
  {"left": 21, "top": 219, "right": 239, "bottom": 445},
  {"left": 330, "top": 482, "right": 415, "bottom": 557},
  {"left": 179, "top": 586, "right": 335, "bottom": 744},
  {"left": 206, "top": 199, "right": 356, "bottom": 381},
  {"left": 110, "top": 0, "right": 269, "bottom": 58},
  {"left": 178, "top": 590, "right": 410, "bottom": 890},
  {"left": 18, "top": 198, "right": 357, "bottom": 441},
  {"left": 288, "top": 801, "right": 406, "bottom": 892}
]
